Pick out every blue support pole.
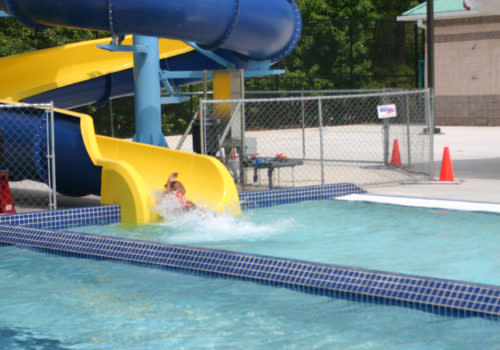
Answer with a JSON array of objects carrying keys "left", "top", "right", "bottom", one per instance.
[{"left": 132, "top": 35, "right": 167, "bottom": 147}]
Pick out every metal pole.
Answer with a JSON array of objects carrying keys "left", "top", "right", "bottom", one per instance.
[
  {"left": 426, "top": 0, "right": 435, "bottom": 90},
  {"left": 301, "top": 92, "right": 306, "bottom": 159},
  {"left": 177, "top": 109, "right": 201, "bottom": 150},
  {"left": 200, "top": 70, "right": 207, "bottom": 155},
  {"left": 203, "top": 70, "right": 208, "bottom": 100},
  {"left": 414, "top": 24, "right": 419, "bottom": 89},
  {"left": 318, "top": 99, "right": 325, "bottom": 185},
  {"left": 405, "top": 94, "right": 412, "bottom": 167},
  {"left": 45, "top": 106, "right": 53, "bottom": 210},
  {"left": 383, "top": 119, "right": 389, "bottom": 165},
  {"left": 426, "top": 0, "right": 436, "bottom": 177},
  {"left": 239, "top": 69, "right": 246, "bottom": 190},
  {"left": 49, "top": 103, "right": 57, "bottom": 210},
  {"left": 425, "top": 90, "right": 435, "bottom": 179},
  {"left": 132, "top": 35, "right": 166, "bottom": 146}
]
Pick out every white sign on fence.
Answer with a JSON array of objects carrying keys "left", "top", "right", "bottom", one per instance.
[{"left": 377, "top": 104, "right": 397, "bottom": 119}]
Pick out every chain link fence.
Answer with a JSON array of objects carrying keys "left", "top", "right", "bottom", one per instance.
[
  {"left": 244, "top": 89, "right": 402, "bottom": 99},
  {"left": 190, "top": 89, "right": 433, "bottom": 191},
  {"left": 0, "top": 103, "right": 57, "bottom": 212}
]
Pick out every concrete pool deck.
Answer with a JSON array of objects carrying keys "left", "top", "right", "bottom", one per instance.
[{"left": 365, "top": 126, "right": 500, "bottom": 205}]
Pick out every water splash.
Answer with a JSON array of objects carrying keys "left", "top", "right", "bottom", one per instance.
[{"left": 153, "top": 194, "right": 294, "bottom": 244}]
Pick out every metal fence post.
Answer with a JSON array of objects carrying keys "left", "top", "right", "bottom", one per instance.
[
  {"left": 426, "top": 89, "right": 435, "bottom": 179},
  {"left": 239, "top": 69, "right": 246, "bottom": 190},
  {"left": 200, "top": 70, "right": 208, "bottom": 155},
  {"left": 200, "top": 101, "right": 206, "bottom": 155},
  {"left": 45, "top": 103, "right": 57, "bottom": 210},
  {"left": 301, "top": 92, "right": 306, "bottom": 159},
  {"left": 383, "top": 118, "right": 389, "bottom": 165},
  {"left": 50, "top": 103, "right": 57, "bottom": 210},
  {"left": 405, "top": 94, "right": 412, "bottom": 167},
  {"left": 318, "top": 98, "right": 325, "bottom": 185},
  {"left": 45, "top": 106, "right": 52, "bottom": 209}
]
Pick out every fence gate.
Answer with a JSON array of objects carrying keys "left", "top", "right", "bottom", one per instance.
[{"left": 0, "top": 103, "right": 57, "bottom": 211}]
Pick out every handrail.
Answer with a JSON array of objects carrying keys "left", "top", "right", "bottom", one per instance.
[{"left": 176, "top": 109, "right": 199, "bottom": 150}]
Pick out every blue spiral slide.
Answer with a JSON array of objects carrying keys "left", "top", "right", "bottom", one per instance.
[{"left": 0, "top": 0, "right": 301, "bottom": 222}]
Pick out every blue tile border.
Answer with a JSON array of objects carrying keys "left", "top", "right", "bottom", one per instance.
[
  {"left": 0, "top": 205, "right": 120, "bottom": 229},
  {"left": 1, "top": 224, "right": 499, "bottom": 321},
  {"left": 239, "top": 183, "right": 366, "bottom": 209},
  {"left": 0, "top": 183, "right": 364, "bottom": 229}
]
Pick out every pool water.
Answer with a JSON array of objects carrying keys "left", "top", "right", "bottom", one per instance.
[
  {"left": 1, "top": 246, "right": 499, "bottom": 349},
  {"left": 75, "top": 199, "right": 500, "bottom": 286}
]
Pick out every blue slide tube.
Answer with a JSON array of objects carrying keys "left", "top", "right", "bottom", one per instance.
[{"left": 0, "top": 0, "right": 301, "bottom": 62}]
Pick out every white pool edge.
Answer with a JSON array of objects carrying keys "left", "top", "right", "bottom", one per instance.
[{"left": 337, "top": 194, "right": 500, "bottom": 214}]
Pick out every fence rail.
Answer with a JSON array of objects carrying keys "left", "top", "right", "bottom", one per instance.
[
  {"left": 196, "top": 89, "right": 433, "bottom": 191},
  {"left": 0, "top": 103, "right": 57, "bottom": 212}
]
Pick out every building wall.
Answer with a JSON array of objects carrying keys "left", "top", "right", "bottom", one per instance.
[{"left": 435, "top": 16, "right": 500, "bottom": 125}]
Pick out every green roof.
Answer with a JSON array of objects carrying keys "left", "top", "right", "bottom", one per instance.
[{"left": 402, "top": 0, "right": 474, "bottom": 16}]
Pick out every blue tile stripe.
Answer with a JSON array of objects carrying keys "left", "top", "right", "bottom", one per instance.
[
  {"left": 239, "top": 183, "right": 366, "bottom": 209},
  {"left": 1, "top": 224, "right": 499, "bottom": 320},
  {"left": 0, "top": 205, "right": 120, "bottom": 229},
  {"left": 0, "top": 184, "right": 363, "bottom": 230}
]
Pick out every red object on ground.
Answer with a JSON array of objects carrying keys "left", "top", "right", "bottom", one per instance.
[
  {"left": 0, "top": 171, "right": 16, "bottom": 214},
  {"left": 439, "top": 147, "right": 455, "bottom": 182},
  {"left": 463, "top": 0, "right": 472, "bottom": 11},
  {"left": 390, "top": 139, "right": 402, "bottom": 167}
]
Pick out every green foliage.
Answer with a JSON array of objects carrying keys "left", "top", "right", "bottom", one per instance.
[
  {"left": 75, "top": 98, "right": 136, "bottom": 138},
  {"left": 0, "top": 18, "right": 105, "bottom": 57},
  {"left": 248, "top": 0, "right": 424, "bottom": 91}
]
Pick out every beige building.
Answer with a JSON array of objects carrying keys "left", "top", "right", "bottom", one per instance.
[{"left": 398, "top": 1, "right": 500, "bottom": 125}]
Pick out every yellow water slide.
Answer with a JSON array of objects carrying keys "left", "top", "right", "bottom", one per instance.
[{"left": 0, "top": 37, "right": 240, "bottom": 223}]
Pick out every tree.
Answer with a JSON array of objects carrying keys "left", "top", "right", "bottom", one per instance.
[
  {"left": 252, "top": 0, "right": 385, "bottom": 90},
  {"left": 248, "top": 0, "right": 423, "bottom": 90},
  {"left": 0, "top": 18, "right": 104, "bottom": 57}
]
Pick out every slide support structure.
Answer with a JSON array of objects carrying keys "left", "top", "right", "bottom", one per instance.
[{"left": 132, "top": 35, "right": 167, "bottom": 147}]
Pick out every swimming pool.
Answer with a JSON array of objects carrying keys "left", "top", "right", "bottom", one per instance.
[
  {"left": 1, "top": 245, "right": 499, "bottom": 349},
  {"left": 75, "top": 199, "right": 500, "bottom": 286},
  {"left": 1, "top": 187, "right": 500, "bottom": 348}
]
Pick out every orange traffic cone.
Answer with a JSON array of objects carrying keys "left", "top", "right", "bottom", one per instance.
[
  {"left": 390, "top": 139, "right": 402, "bottom": 167},
  {"left": 439, "top": 146, "right": 455, "bottom": 182}
]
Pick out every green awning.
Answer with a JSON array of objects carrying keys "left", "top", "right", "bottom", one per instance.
[{"left": 399, "top": 0, "right": 476, "bottom": 21}]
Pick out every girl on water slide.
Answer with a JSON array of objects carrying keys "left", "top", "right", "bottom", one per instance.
[{"left": 164, "top": 172, "right": 196, "bottom": 211}]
